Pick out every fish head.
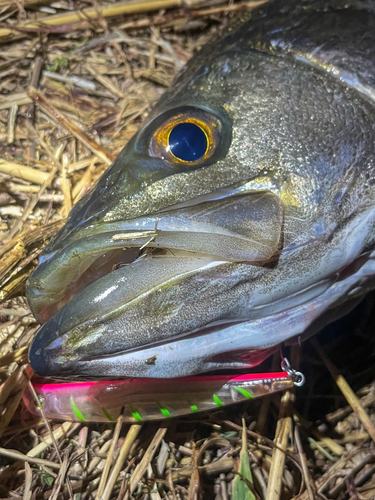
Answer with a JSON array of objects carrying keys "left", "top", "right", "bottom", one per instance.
[{"left": 27, "top": 9, "right": 375, "bottom": 379}]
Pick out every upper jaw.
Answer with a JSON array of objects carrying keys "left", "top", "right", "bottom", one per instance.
[{"left": 27, "top": 190, "right": 283, "bottom": 323}]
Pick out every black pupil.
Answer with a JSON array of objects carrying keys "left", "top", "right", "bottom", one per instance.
[{"left": 168, "top": 122, "right": 207, "bottom": 162}]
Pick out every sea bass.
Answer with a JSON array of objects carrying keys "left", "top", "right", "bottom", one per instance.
[{"left": 27, "top": 0, "right": 375, "bottom": 380}]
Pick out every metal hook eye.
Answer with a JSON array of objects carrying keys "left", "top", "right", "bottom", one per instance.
[
  {"left": 292, "top": 371, "right": 305, "bottom": 387},
  {"left": 281, "top": 357, "right": 306, "bottom": 387}
]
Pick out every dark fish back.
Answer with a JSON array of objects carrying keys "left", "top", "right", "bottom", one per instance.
[{"left": 170, "top": 0, "right": 375, "bottom": 107}]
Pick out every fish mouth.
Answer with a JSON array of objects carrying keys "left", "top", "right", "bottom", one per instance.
[{"left": 27, "top": 189, "right": 284, "bottom": 378}]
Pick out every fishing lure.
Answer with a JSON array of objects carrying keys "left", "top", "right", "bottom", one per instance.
[{"left": 23, "top": 371, "right": 296, "bottom": 423}]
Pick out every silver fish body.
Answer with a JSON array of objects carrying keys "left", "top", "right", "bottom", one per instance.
[{"left": 27, "top": 0, "right": 375, "bottom": 379}]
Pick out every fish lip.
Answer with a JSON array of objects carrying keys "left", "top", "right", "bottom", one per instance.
[
  {"left": 28, "top": 316, "right": 268, "bottom": 379},
  {"left": 29, "top": 248, "right": 375, "bottom": 379},
  {"left": 28, "top": 256, "right": 232, "bottom": 374},
  {"left": 26, "top": 230, "right": 231, "bottom": 324},
  {"left": 27, "top": 189, "right": 283, "bottom": 324},
  {"left": 36, "top": 183, "right": 282, "bottom": 266}
]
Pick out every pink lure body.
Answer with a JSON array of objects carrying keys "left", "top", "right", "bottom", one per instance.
[{"left": 23, "top": 372, "right": 293, "bottom": 423}]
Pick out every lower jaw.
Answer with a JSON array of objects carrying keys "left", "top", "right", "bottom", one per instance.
[
  {"left": 38, "top": 344, "right": 279, "bottom": 381},
  {"left": 29, "top": 241, "right": 375, "bottom": 381},
  {"left": 40, "top": 253, "right": 375, "bottom": 380}
]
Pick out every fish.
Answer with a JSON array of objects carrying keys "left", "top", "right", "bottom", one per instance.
[{"left": 27, "top": 0, "right": 375, "bottom": 381}]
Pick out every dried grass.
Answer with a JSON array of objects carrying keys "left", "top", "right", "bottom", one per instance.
[{"left": 1, "top": 0, "right": 375, "bottom": 498}]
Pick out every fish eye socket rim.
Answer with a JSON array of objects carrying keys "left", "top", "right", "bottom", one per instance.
[{"left": 135, "top": 105, "right": 232, "bottom": 169}]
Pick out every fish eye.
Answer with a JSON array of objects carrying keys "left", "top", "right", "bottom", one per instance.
[{"left": 149, "top": 109, "right": 222, "bottom": 166}]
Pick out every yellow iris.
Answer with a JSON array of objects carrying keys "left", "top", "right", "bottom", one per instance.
[{"left": 149, "top": 110, "right": 222, "bottom": 166}]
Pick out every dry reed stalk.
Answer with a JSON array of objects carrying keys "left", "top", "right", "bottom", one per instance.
[
  {"left": 23, "top": 462, "right": 32, "bottom": 500},
  {"left": 337, "top": 432, "right": 369, "bottom": 444},
  {"left": 0, "top": 271, "right": 32, "bottom": 302},
  {"left": 0, "top": 371, "right": 30, "bottom": 439},
  {"left": 28, "top": 89, "right": 115, "bottom": 166},
  {"left": 0, "top": 446, "right": 62, "bottom": 470},
  {"left": 294, "top": 412, "right": 344, "bottom": 456},
  {"left": 67, "top": 158, "right": 101, "bottom": 174},
  {"left": 85, "top": 64, "right": 126, "bottom": 99},
  {"left": 60, "top": 162, "right": 72, "bottom": 217},
  {"left": 0, "top": 0, "right": 222, "bottom": 40},
  {"left": 24, "top": 121, "right": 63, "bottom": 169},
  {"left": 0, "top": 0, "right": 54, "bottom": 6},
  {"left": 295, "top": 447, "right": 373, "bottom": 500},
  {"left": 171, "top": 456, "right": 234, "bottom": 481},
  {"left": 96, "top": 415, "right": 125, "bottom": 498},
  {"left": 100, "top": 424, "right": 142, "bottom": 500},
  {"left": 26, "top": 422, "right": 73, "bottom": 458},
  {"left": 188, "top": 458, "right": 200, "bottom": 500},
  {"left": 0, "top": 364, "right": 26, "bottom": 407},
  {"left": 27, "top": 380, "right": 75, "bottom": 498},
  {"left": 109, "top": 0, "right": 266, "bottom": 31},
  {"left": 0, "top": 160, "right": 50, "bottom": 185},
  {"left": 87, "top": 439, "right": 113, "bottom": 476},
  {"left": 294, "top": 426, "right": 314, "bottom": 500},
  {"left": 7, "top": 102, "right": 18, "bottom": 144},
  {"left": 222, "top": 420, "right": 301, "bottom": 469},
  {"left": 266, "top": 391, "right": 293, "bottom": 500},
  {"left": 0, "top": 211, "right": 63, "bottom": 258},
  {"left": 48, "top": 451, "right": 71, "bottom": 500},
  {"left": 0, "top": 92, "right": 32, "bottom": 110},
  {"left": 127, "top": 427, "right": 167, "bottom": 497},
  {"left": 5, "top": 164, "right": 61, "bottom": 240},
  {"left": 327, "top": 453, "right": 375, "bottom": 498},
  {"left": 0, "top": 346, "right": 28, "bottom": 368}
]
